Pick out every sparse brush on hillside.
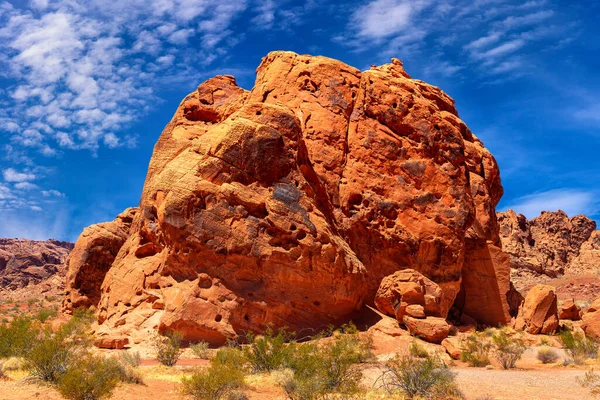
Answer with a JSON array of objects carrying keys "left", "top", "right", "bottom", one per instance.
[
  {"left": 377, "top": 351, "right": 463, "bottom": 399},
  {"left": 191, "top": 341, "right": 211, "bottom": 360},
  {"left": 578, "top": 369, "right": 600, "bottom": 397},
  {"left": 243, "top": 327, "right": 296, "bottom": 372},
  {"left": 0, "top": 316, "right": 39, "bottom": 358},
  {"left": 36, "top": 307, "right": 58, "bottom": 323}
]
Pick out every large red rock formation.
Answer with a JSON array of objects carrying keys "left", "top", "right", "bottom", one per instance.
[
  {"left": 0, "top": 238, "right": 73, "bottom": 292},
  {"left": 66, "top": 52, "right": 516, "bottom": 344},
  {"left": 499, "top": 210, "right": 599, "bottom": 278},
  {"left": 514, "top": 284, "right": 559, "bottom": 334}
]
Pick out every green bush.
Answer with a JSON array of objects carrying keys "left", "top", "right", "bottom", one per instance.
[
  {"left": 491, "top": 330, "right": 526, "bottom": 369},
  {"left": 182, "top": 347, "right": 246, "bottom": 400},
  {"left": 409, "top": 341, "right": 429, "bottom": 358},
  {"left": 57, "top": 355, "right": 121, "bottom": 400},
  {"left": 243, "top": 327, "right": 295, "bottom": 372},
  {"left": 25, "top": 326, "right": 83, "bottom": 383},
  {"left": 536, "top": 346, "right": 560, "bottom": 364},
  {"left": 1, "top": 357, "right": 27, "bottom": 372},
  {"left": 460, "top": 333, "right": 491, "bottom": 367},
  {"left": 559, "top": 329, "right": 598, "bottom": 365},
  {"left": 0, "top": 316, "right": 38, "bottom": 358},
  {"left": 281, "top": 329, "right": 370, "bottom": 400},
  {"left": 154, "top": 331, "right": 184, "bottom": 366},
  {"left": 36, "top": 307, "right": 58, "bottom": 323},
  {"left": 119, "top": 350, "right": 141, "bottom": 368},
  {"left": 378, "top": 352, "right": 462, "bottom": 399},
  {"left": 192, "top": 341, "right": 211, "bottom": 360}
]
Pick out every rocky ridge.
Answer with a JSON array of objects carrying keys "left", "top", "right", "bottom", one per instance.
[{"left": 0, "top": 238, "right": 73, "bottom": 297}]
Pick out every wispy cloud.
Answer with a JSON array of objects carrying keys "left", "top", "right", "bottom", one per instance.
[
  {"left": 3, "top": 168, "right": 36, "bottom": 182},
  {"left": 501, "top": 189, "right": 600, "bottom": 219}
]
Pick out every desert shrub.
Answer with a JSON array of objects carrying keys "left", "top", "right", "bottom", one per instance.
[
  {"left": 119, "top": 350, "right": 141, "bottom": 368},
  {"left": 36, "top": 307, "right": 58, "bottom": 323},
  {"left": 559, "top": 329, "right": 598, "bottom": 365},
  {"left": 0, "top": 316, "right": 38, "bottom": 357},
  {"left": 243, "top": 327, "right": 296, "bottom": 372},
  {"left": 25, "top": 326, "right": 84, "bottom": 383},
  {"left": 409, "top": 341, "right": 429, "bottom": 358},
  {"left": 57, "top": 355, "right": 121, "bottom": 400},
  {"left": 378, "top": 352, "right": 462, "bottom": 399},
  {"left": 491, "top": 330, "right": 526, "bottom": 369},
  {"left": 1, "top": 357, "right": 27, "bottom": 371},
  {"left": 181, "top": 347, "right": 246, "bottom": 400},
  {"left": 281, "top": 329, "right": 369, "bottom": 399},
  {"left": 578, "top": 369, "right": 600, "bottom": 396},
  {"left": 536, "top": 346, "right": 560, "bottom": 364},
  {"left": 154, "top": 331, "right": 184, "bottom": 367},
  {"left": 192, "top": 341, "right": 211, "bottom": 359},
  {"left": 460, "top": 332, "right": 491, "bottom": 367}
]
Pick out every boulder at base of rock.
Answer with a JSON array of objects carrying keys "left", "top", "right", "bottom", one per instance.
[
  {"left": 559, "top": 299, "right": 582, "bottom": 321},
  {"left": 582, "top": 313, "right": 600, "bottom": 339},
  {"left": 94, "top": 336, "right": 129, "bottom": 349},
  {"left": 514, "top": 284, "right": 559, "bottom": 334},
  {"left": 374, "top": 269, "right": 443, "bottom": 322},
  {"left": 441, "top": 337, "right": 461, "bottom": 359},
  {"left": 403, "top": 316, "right": 450, "bottom": 343}
]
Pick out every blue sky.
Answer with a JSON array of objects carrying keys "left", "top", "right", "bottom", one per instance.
[{"left": 0, "top": 0, "right": 598, "bottom": 241}]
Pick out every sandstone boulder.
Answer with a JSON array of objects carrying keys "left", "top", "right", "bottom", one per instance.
[
  {"left": 403, "top": 316, "right": 450, "bottom": 343},
  {"left": 94, "top": 336, "right": 129, "bottom": 349},
  {"left": 374, "top": 269, "right": 442, "bottom": 322},
  {"left": 515, "top": 284, "right": 559, "bottom": 334},
  {"left": 62, "top": 208, "right": 137, "bottom": 312},
  {"left": 65, "top": 52, "right": 515, "bottom": 344},
  {"left": 441, "top": 337, "right": 461, "bottom": 359},
  {"left": 581, "top": 311, "right": 600, "bottom": 339},
  {"left": 559, "top": 299, "right": 582, "bottom": 321}
]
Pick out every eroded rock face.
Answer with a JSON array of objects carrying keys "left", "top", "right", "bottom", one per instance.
[
  {"left": 559, "top": 299, "right": 582, "bottom": 321},
  {"left": 0, "top": 238, "right": 73, "bottom": 291},
  {"left": 515, "top": 284, "right": 559, "bottom": 334},
  {"left": 62, "top": 208, "right": 137, "bottom": 312},
  {"left": 499, "top": 210, "right": 599, "bottom": 279},
  {"left": 66, "top": 52, "right": 514, "bottom": 344}
]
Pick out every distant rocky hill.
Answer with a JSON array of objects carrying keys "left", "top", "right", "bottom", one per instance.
[
  {"left": 498, "top": 210, "right": 600, "bottom": 279},
  {"left": 0, "top": 238, "right": 74, "bottom": 294}
]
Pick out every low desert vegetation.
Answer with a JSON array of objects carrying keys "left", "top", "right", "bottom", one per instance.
[
  {"left": 377, "top": 351, "right": 463, "bottom": 399},
  {"left": 537, "top": 346, "right": 560, "bottom": 364},
  {"left": 191, "top": 341, "right": 211, "bottom": 359},
  {"left": 460, "top": 332, "right": 491, "bottom": 367},
  {"left": 460, "top": 328, "right": 526, "bottom": 369},
  {"left": 559, "top": 328, "right": 599, "bottom": 365},
  {"left": 490, "top": 329, "right": 526, "bottom": 369},
  {"left": 578, "top": 369, "right": 600, "bottom": 397},
  {"left": 154, "top": 331, "right": 184, "bottom": 367},
  {"left": 57, "top": 355, "right": 122, "bottom": 400}
]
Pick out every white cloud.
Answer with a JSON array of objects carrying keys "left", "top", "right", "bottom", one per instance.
[
  {"left": 3, "top": 168, "right": 36, "bottom": 182},
  {"left": 42, "top": 189, "right": 66, "bottom": 197},
  {"left": 14, "top": 182, "right": 38, "bottom": 190},
  {"left": 351, "top": 0, "right": 428, "bottom": 40},
  {"left": 502, "top": 189, "right": 600, "bottom": 219},
  {"left": 499, "top": 10, "right": 554, "bottom": 30}
]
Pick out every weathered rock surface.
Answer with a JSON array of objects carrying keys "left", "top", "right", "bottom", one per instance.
[
  {"left": 374, "top": 269, "right": 443, "bottom": 322},
  {"left": 0, "top": 238, "right": 73, "bottom": 291},
  {"left": 66, "top": 51, "right": 516, "bottom": 344},
  {"left": 62, "top": 208, "right": 137, "bottom": 311},
  {"left": 499, "top": 210, "right": 599, "bottom": 279},
  {"left": 558, "top": 298, "right": 582, "bottom": 321},
  {"left": 441, "top": 337, "right": 462, "bottom": 359},
  {"left": 403, "top": 316, "right": 450, "bottom": 343},
  {"left": 515, "top": 284, "right": 559, "bottom": 334}
]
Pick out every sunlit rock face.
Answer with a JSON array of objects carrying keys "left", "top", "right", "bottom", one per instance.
[{"left": 65, "top": 52, "right": 514, "bottom": 344}]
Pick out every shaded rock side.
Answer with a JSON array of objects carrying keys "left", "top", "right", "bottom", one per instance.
[
  {"left": 0, "top": 238, "right": 73, "bottom": 291},
  {"left": 66, "top": 51, "right": 513, "bottom": 344},
  {"left": 62, "top": 208, "right": 137, "bottom": 312},
  {"left": 498, "top": 210, "right": 599, "bottom": 278}
]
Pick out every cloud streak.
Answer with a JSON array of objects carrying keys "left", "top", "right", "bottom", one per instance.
[{"left": 502, "top": 189, "right": 600, "bottom": 219}]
